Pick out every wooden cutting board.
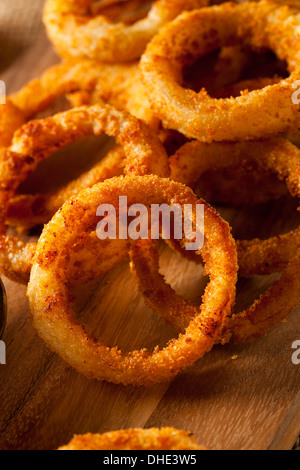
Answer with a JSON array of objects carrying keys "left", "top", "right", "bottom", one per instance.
[{"left": 0, "top": 0, "right": 299, "bottom": 450}]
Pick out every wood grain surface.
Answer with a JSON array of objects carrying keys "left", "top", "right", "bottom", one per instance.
[{"left": 0, "top": 0, "right": 299, "bottom": 451}]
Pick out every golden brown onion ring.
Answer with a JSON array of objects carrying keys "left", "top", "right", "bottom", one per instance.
[
  {"left": 1, "top": 61, "right": 135, "bottom": 181},
  {"left": 0, "top": 103, "right": 168, "bottom": 284},
  {"left": 28, "top": 175, "right": 237, "bottom": 386},
  {"left": 141, "top": 1, "right": 300, "bottom": 142},
  {"left": 58, "top": 427, "right": 206, "bottom": 450},
  {"left": 43, "top": 0, "right": 211, "bottom": 63}
]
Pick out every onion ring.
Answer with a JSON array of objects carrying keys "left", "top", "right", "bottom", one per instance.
[
  {"left": 0, "top": 103, "right": 168, "bottom": 284},
  {"left": 43, "top": 0, "right": 211, "bottom": 63},
  {"left": 223, "top": 252, "right": 300, "bottom": 344},
  {"left": 58, "top": 427, "right": 205, "bottom": 450},
  {"left": 28, "top": 175, "right": 237, "bottom": 386},
  {"left": 130, "top": 138, "right": 300, "bottom": 341},
  {"left": 141, "top": 1, "right": 300, "bottom": 141}
]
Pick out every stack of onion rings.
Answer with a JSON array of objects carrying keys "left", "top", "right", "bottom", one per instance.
[{"left": 0, "top": 0, "right": 298, "bottom": 393}]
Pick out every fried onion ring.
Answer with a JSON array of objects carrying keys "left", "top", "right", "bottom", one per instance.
[
  {"left": 43, "top": 0, "right": 210, "bottom": 63},
  {"left": 58, "top": 427, "right": 205, "bottom": 450},
  {"left": 130, "top": 138, "right": 300, "bottom": 341},
  {"left": 0, "top": 103, "right": 168, "bottom": 284},
  {"left": 28, "top": 175, "right": 237, "bottom": 386},
  {"left": 141, "top": 1, "right": 300, "bottom": 141}
]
